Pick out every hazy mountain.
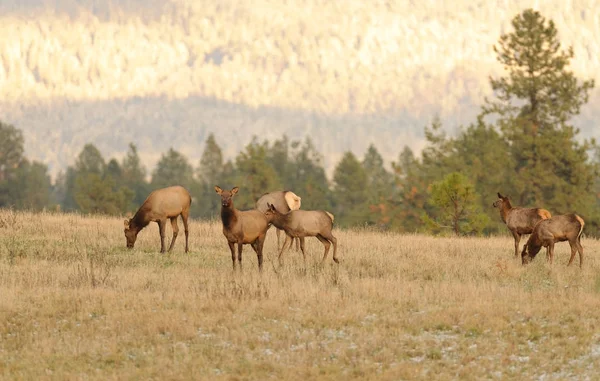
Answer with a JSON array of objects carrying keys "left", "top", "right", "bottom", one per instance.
[{"left": 1, "top": 0, "right": 599, "bottom": 177}]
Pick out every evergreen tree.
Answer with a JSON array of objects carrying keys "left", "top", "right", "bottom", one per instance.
[
  {"left": 0, "top": 121, "right": 25, "bottom": 207},
  {"left": 151, "top": 148, "right": 195, "bottom": 190},
  {"left": 287, "top": 137, "right": 332, "bottom": 210},
  {"left": 194, "top": 134, "right": 225, "bottom": 218},
  {"left": 233, "top": 137, "right": 282, "bottom": 208},
  {"left": 75, "top": 144, "right": 106, "bottom": 174},
  {"left": 362, "top": 144, "right": 393, "bottom": 228},
  {"left": 0, "top": 121, "right": 24, "bottom": 184},
  {"left": 332, "top": 151, "right": 368, "bottom": 227},
  {"left": 121, "top": 143, "right": 150, "bottom": 207},
  {"left": 423, "top": 172, "right": 490, "bottom": 236},
  {"left": 482, "top": 9, "right": 597, "bottom": 215},
  {"left": 389, "top": 146, "right": 429, "bottom": 232},
  {"left": 197, "top": 134, "right": 224, "bottom": 185},
  {"left": 74, "top": 173, "right": 132, "bottom": 215}
]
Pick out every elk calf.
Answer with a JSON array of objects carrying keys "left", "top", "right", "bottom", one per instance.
[
  {"left": 216, "top": 186, "right": 270, "bottom": 271},
  {"left": 256, "top": 190, "right": 302, "bottom": 250},
  {"left": 124, "top": 185, "right": 191, "bottom": 253},
  {"left": 264, "top": 203, "right": 339, "bottom": 265},
  {"left": 521, "top": 214, "right": 585, "bottom": 268},
  {"left": 493, "top": 192, "right": 551, "bottom": 257}
]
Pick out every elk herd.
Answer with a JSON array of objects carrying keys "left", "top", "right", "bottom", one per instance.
[{"left": 122, "top": 186, "right": 586, "bottom": 271}]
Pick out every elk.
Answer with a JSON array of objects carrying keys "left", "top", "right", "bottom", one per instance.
[
  {"left": 264, "top": 203, "right": 339, "bottom": 265},
  {"left": 521, "top": 214, "right": 585, "bottom": 268},
  {"left": 493, "top": 192, "right": 551, "bottom": 257},
  {"left": 256, "top": 190, "right": 302, "bottom": 250},
  {"left": 215, "top": 185, "right": 270, "bottom": 271},
  {"left": 123, "top": 185, "right": 191, "bottom": 253}
]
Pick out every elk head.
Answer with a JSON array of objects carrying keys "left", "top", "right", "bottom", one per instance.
[
  {"left": 123, "top": 218, "right": 137, "bottom": 248},
  {"left": 215, "top": 186, "right": 239, "bottom": 207}
]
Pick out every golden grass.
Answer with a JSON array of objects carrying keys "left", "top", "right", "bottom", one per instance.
[{"left": 1, "top": 209, "right": 600, "bottom": 380}]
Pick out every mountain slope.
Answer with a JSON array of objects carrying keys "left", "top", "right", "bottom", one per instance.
[{"left": 1, "top": 0, "right": 599, "bottom": 176}]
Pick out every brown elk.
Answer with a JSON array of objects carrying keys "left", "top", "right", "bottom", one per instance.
[
  {"left": 264, "top": 203, "right": 339, "bottom": 265},
  {"left": 123, "top": 185, "right": 191, "bottom": 253},
  {"left": 256, "top": 190, "right": 302, "bottom": 250},
  {"left": 521, "top": 214, "right": 585, "bottom": 268},
  {"left": 493, "top": 192, "right": 551, "bottom": 257},
  {"left": 215, "top": 185, "right": 270, "bottom": 271}
]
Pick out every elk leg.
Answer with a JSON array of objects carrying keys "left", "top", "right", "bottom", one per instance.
[
  {"left": 295, "top": 237, "right": 301, "bottom": 252},
  {"left": 567, "top": 241, "right": 578, "bottom": 267},
  {"left": 168, "top": 217, "right": 179, "bottom": 252},
  {"left": 256, "top": 234, "right": 266, "bottom": 272},
  {"left": 158, "top": 219, "right": 167, "bottom": 253},
  {"left": 298, "top": 236, "right": 307, "bottom": 265},
  {"left": 548, "top": 242, "right": 554, "bottom": 265},
  {"left": 237, "top": 243, "right": 243, "bottom": 270},
  {"left": 316, "top": 234, "right": 330, "bottom": 264},
  {"left": 276, "top": 228, "right": 281, "bottom": 250},
  {"left": 181, "top": 211, "right": 190, "bottom": 253},
  {"left": 322, "top": 232, "right": 339, "bottom": 263},
  {"left": 278, "top": 235, "right": 292, "bottom": 265},
  {"left": 228, "top": 241, "right": 236, "bottom": 270},
  {"left": 576, "top": 239, "right": 584, "bottom": 268},
  {"left": 512, "top": 232, "right": 521, "bottom": 258}
]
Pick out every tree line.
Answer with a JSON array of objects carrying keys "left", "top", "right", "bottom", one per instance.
[{"left": 1, "top": 9, "right": 598, "bottom": 236}]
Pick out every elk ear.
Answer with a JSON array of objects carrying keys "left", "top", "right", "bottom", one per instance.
[
  {"left": 215, "top": 185, "right": 223, "bottom": 194},
  {"left": 124, "top": 219, "right": 129, "bottom": 228},
  {"left": 231, "top": 186, "right": 239, "bottom": 195},
  {"left": 497, "top": 192, "right": 503, "bottom": 199}
]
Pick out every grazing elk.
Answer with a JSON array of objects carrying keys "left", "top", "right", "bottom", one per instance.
[
  {"left": 493, "top": 192, "right": 551, "bottom": 257},
  {"left": 521, "top": 214, "right": 585, "bottom": 268},
  {"left": 264, "top": 203, "right": 339, "bottom": 265},
  {"left": 215, "top": 186, "right": 270, "bottom": 271},
  {"left": 256, "top": 190, "right": 302, "bottom": 250},
  {"left": 123, "top": 185, "right": 191, "bottom": 253}
]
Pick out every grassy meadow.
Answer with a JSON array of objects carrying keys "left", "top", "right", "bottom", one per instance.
[{"left": 1, "top": 209, "right": 600, "bottom": 380}]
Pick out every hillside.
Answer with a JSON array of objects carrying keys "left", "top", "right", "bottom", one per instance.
[{"left": 1, "top": 0, "right": 599, "bottom": 177}]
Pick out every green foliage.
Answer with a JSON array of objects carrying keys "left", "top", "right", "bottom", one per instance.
[
  {"left": 333, "top": 151, "right": 369, "bottom": 227},
  {"left": 193, "top": 134, "right": 225, "bottom": 219},
  {"left": 233, "top": 137, "right": 282, "bottom": 209},
  {"left": 121, "top": 143, "right": 150, "bottom": 208},
  {"left": 0, "top": 121, "right": 24, "bottom": 183},
  {"left": 424, "top": 172, "right": 490, "bottom": 236},
  {"left": 388, "top": 146, "right": 429, "bottom": 232},
  {"left": 286, "top": 138, "right": 332, "bottom": 210},
  {"left": 362, "top": 144, "right": 393, "bottom": 228},
  {"left": 74, "top": 172, "right": 133, "bottom": 215},
  {"left": 482, "top": 8, "right": 598, "bottom": 219},
  {"left": 151, "top": 148, "right": 195, "bottom": 190}
]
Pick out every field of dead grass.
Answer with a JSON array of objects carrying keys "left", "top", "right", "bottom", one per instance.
[{"left": 1, "top": 209, "right": 600, "bottom": 380}]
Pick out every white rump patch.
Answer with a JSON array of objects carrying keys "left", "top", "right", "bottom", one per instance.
[{"left": 284, "top": 191, "right": 302, "bottom": 210}]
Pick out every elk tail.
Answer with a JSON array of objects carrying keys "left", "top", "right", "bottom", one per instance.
[
  {"left": 325, "top": 211, "right": 335, "bottom": 223},
  {"left": 575, "top": 214, "right": 585, "bottom": 243}
]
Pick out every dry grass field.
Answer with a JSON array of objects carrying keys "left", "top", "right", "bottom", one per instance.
[{"left": 1, "top": 209, "right": 600, "bottom": 380}]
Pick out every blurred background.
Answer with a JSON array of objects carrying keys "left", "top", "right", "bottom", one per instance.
[{"left": 1, "top": 0, "right": 599, "bottom": 234}]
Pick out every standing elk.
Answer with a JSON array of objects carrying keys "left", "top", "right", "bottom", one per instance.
[
  {"left": 256, "top": 190, "right": 302, "bottom": 250},
  {"left": 215, "top": 185, "right": 270, "bottom": 271},
  {"left": 493, "top": 192, "right": 551, "bottom": 257},
  {"left": 264, "top": 203, "right": 339, "bottom": 265},
  {"left": 123, "top": 185, "right": 191, "bottom": 253},
  {"left": 521, "top": 214, "right": 585, "bottom": 268}
]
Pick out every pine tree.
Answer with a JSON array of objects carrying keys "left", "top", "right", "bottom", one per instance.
[
  {"left": 287, "top": 137, "right": 332, "bottom": 210},
  {"left": 75, "top": 144, "right": 106, "bottom": 174},
  {"left": 233, "top": 137, "right": 282, "bottom": 208},
  {"left": 423, "top": 172, "right": 490, "bottom": 236},
  {"left": 389, "top": 146, "right": 429, "bottom": 232},
  {"left": 151, "top": 148, "right": 195, "bottom": 190},
  {"left": 482, "top": 9, "right": 597, "bottom": 215},
  {"left": 121, "top": 143, "right": 150, "bottom": 207},
  {"left": 362, "top": 144, "right": 393, "bottom": 228},
  {"left": 332, "top": 151, "right": 368, "bottom": 227},
  {"left": 0, "top": 121, "right": 24, "bottom": 184},
  {"left": 194, "top": 134, "right": 225, "bottom": 218}
]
